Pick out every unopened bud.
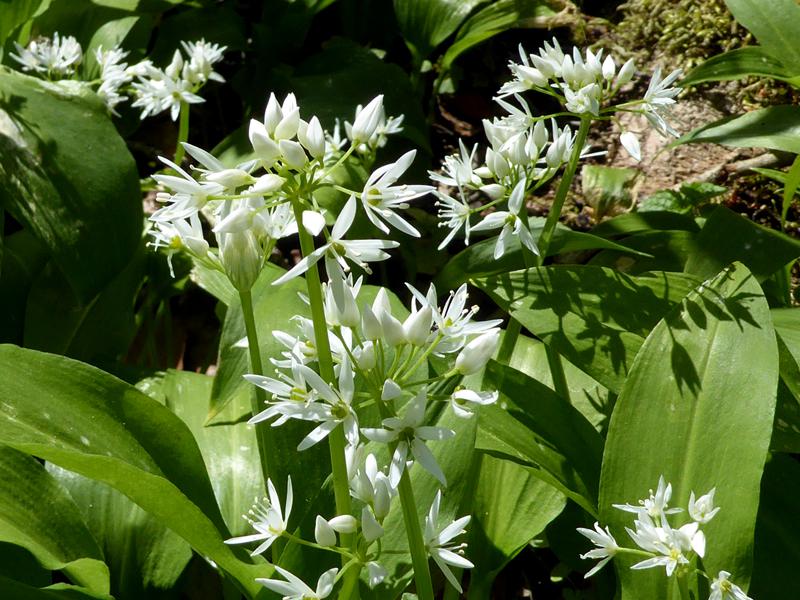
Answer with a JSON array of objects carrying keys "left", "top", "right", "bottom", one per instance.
[{"left": 455, "top": 330, "right": 500, "bottom": 375}]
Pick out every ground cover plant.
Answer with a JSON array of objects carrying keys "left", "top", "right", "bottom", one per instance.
[{"left": 0, "top": 0, "right": 798, "bottom": 599}]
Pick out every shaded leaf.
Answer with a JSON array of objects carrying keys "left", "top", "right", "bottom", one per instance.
[
  {"left": 723, "top": 0, "right": 800, "bottom": 74},
  {"left": 682, "top": 46, "right": 793, "bottom": 86},
  {"left": 599, "top": 263, "right": 777, "bottom": 597}
]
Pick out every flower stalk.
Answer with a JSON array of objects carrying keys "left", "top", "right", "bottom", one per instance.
[
  {"left": 398, "top": 469, "right": 435, "bottom": 600},
  {"left": 174, "top": 100, "right": 190, "bottom": 165}
]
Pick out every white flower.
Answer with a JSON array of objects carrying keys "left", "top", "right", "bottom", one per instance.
[
  {"left": 350, "top": 453, "right": 395, "bottom": 520},
  {"left": 424, "top": 491, "right": 473, "bottom": 593},
  {"left": 640, "top": 66, "right": 683, "bottom": 137},
  {"left": 429, "top": 140, "right": 482, "bottom": 189},
  {"left": 94, "top": 45, "right": 133, "bottom": 113},
  {"left": 361, "top": 388, "right": 455, "bottom": 487},
  {"left": 614, "top": 475, "right": 683, "bottom": 521},
  {"left": 471, "top": 178, "right": 538, "bottom": 259},
  {"left": 455, "top": 330, "right": 500, "bottom": 375},
  {"left": 449, "top": 388, "right": 498, "bottom": 418},
  {"left": 349, "top": 95, "right": 384, "bottom": 143},
  {"left": 688, "top": 488, "right": 720, "bottom": 524},
  {"left": 577, "top": 522, "right": 619, "bottom": 578},
  {"left": 709, "top": 571, "right": 753, "bottom": 600},
  {"left": 246, "top": 359, "right": 316, "bottom": 417},
  {"left": 620, "top": 131, "right": 642, "bottom": 162},
  {"left": 434, "top": 190, "right": 472, "bottom": 249},
  {"left": 298, "top": 116, "right": 326, "bottom": 159},
  {"left": 361, "top": 149, "right": 433, "bottom": 237},
  {"left": 180, "top": 39, "right": 225, "bottom": 85},
  {"left": 272, "top": 195, "right": 399, "bottom": 286},
  {"left": 366, "top": 561, "right": 387, "bottom": 588},
  {"left": 314, "top": 514, "right": 358, "bottom": 547},
  {"left": 225, "top": 476, "right": 293, "bottom": 556},
  {"left": 11, "top": 33, "right": 82, "bottom": 76},
  {"left": 257, "top": 566, "right": 338, "bottom": 600}
]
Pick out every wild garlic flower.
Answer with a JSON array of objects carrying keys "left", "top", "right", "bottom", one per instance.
[
  {"left": 449, "top": 388, "right": 498, "bottom": 418},
  {"left": 577, "top": 522, "right": 619, "bottom": 578},
  {"left": 95, "top": 46, "right": 133, "bottom": 113},
  {"left": 350, "top": 453, "right": 396, "bottom": 521},
  {"left": 709, "top": 571, "right": 753, "bottom": 600},
  {"left": 424, "top": 491, "right": 474, "bottom": 593},
  {"left": 471, "top": 178, "right": 538, "bottom": 259},
  {"left": 226, "top": 476, "right": 293, "bottom": 556},
  {"left": 362, "top": 388, "right": 455, "bottom": 487},
  {"left": 613, "top": 475, "right": 683, "bottom": 521},
  {"left": 256, "top": 566, "right": 338, "bottom": 600},
  {"left": 345, "top": 95, "right": 404, "bottom": 152},
  {"left": 11, "top": 33, "right": 83, "bottom": 76}
]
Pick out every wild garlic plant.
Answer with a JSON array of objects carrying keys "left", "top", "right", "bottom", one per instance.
[
  {"left": 10, "top": 33, "right": 224, "bottom": 161},
  {"left": 148, "top": 37, "right": 688, "bottom": 598},
  {"left": 579, "top": 477, "right": 753, "bottom": 600}
]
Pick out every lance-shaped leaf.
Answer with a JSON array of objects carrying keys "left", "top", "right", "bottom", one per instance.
[
  {"left": 475, "top": 266, "right": 700, "bottom": 392},
  {"left": 599, "top": 262, "right": 777, "bottom": 598},
  {"left": 723, "top": 0, "right": 800, "bottom": 74},
  {"left": 0, "top": 345, "right": 271, "bottom": 599},
  {"left": 682, "top": 46, "right": 794, "bottom": 86},
  {"left": 0, "top": 447, "right": 109, "bottom": 593}
]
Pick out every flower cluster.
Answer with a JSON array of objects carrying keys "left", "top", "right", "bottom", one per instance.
[
  {"left": 429, "top": 37, "right": 682, "bottom": 255},
  {"left": 578, "top": 476, "right": 753, "bottom": 600},
  {"left": 10, "top": 33, "right": 224, "bottom": 118}
]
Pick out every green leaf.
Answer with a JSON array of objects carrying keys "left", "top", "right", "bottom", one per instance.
[
  {"left": 685, "top": 205, "right": 800, "bottom": 280},
  {"left": 749, "top": 454, "right": 800, "bottom": 597},
  {"left": 581, "top": 165, "right": 637, "bottom": 220},
  {"left": 441, "top": 0, "right": 562, "bottom": 72},
  {"left": 47, "top": 465, "right": 192, "bottom": 599},
  {"left": 393, "top": 0, "right": 489, "bottom": 61},
  {"left": 0, "top": 577, "right": 112, "bottom": 600},
  {"left": 480, "top": 360, "right": 604, "bottom": 512},
  {"left": 639, "top": 182, "right": 726, "bottom": 214},
  {"left": 723, "top": 0, "right": 800, "bottom": 74},
  {"left": 0, "top": 229, "right": 48, "bottom": 343},
  {"left": 22, "top": 247, "right": 145, "bottom": 366},
  {"left": 163, "top": 369, "right": 263, "bottom": 537},
  {"left": 0, "top": 0, "right": 43, "bottom": 45},
  {"left": 436, "top": 218, "right": 651, "bottom": 290},
  {"left": 591, "top": 211, "right": 700, "bottom": 238},
  {"left": 0, "top": 68, "right": 142, "bottom": 303},
  {"left": 682, "top": 46, "right": 793, "bottom": 86},
  {"left": 677, "top": 105, "right": 800, "bottom": 154},
  {"left": 474, "top": 266, "right": 701, "bottom": 392},
  {"left": 466, "top": 455, "right": 565, "bottom": 599},
  {"left": 0, "top": 345, "right": 270, "bottom": 599},
  {"left": 599, "top": 263, "right": 777, "bottom": 597},
  {"left": 588, "top": 230, "right": 696, "bottom": 274},
  {"left": 0, "top": 447, "right": 109, "bottom": 593}
]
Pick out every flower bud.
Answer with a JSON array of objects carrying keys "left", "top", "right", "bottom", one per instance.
[
  {"left": 250, "top": 173, "right": 285, "bottom": 194},
  {"left": 455, "top": 330, "right": 500, "bottom": 375},
  {"left": 302, "top": 210, "right": 326, "bottom": 236},
  {"left": 620, "top": 131, "right": 641, "bottom": 162},
  {"left": 219, "top": 230, "right": 262, "bottom": 292},
  {"left": 382, "top": 379, "right": 402, "bottom": 401},
  {"left": 328, "top": 515, "right": 358, "bottom": 533},
  {"left": 602, "top": 55, "right": 616, "bottom": 80},
  {"left": 315, "top": 515, "right": 337, "bottom": 547},
  {"left": 362, "top": 506, "right": 384, "bottom": 543},
  {"left": 533, "top": 120, "right": 549, "bottom": 150},
  {"left": 263, "top": 93, "right": 282, "bottom": 135},
  {"left": 299, "top": 116, "right": 326, "bottom": 159},
  {"left": 616, "top": 58, "right": 636, "bottom": 86},
  {"left": 361, "top": 303, "right": 382, "bottom": 340},
  {"left": 351, "top": 95, "right": 384, "bottom": 143},
  {"left": 479, "top": 183, "right": 505, "bottom": 200},
  {"left": 206, "top": 168, "right": 255, "bottom": 189},
  {"left": 403, "top": 305, "right": 432, "bottom": 346},
  {"left": 357, "top": 341, "right": 376, "bottom": 370},
  {"left": 249, "top": 120, "right": 280, "bottom": 167},
  {"left": 279, "top": 139, "right": 308, "bottom": 169},
  {"left": 274, "top": 106, "right": 300, "bottom": 141}
]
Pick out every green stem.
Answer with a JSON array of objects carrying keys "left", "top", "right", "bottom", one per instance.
[
  {"left": 289, "top": 198, "right": 359, "bottom": 599},
  {"left": 535, "top": 115, "right": 592, "bottom": 266},
  {"left": 174, "top": 101, "right": 190, "bottom": 165},
  {"left": 496, "top": 318, "right": 521, "bottom": 365},
  {"left": 239, "top": 289, "right": 274, "bottom": 488},
  {"left": 397, "top": 469, "right": 435, "bottom": 600},
  {"left": 677, "top": 573, "right": 691, "bottom": 600}
]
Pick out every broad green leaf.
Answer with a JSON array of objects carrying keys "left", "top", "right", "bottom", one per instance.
[
  {"left": 681, "top": 46, "right": 793, "bottom": 86},
  {"left": 475, "top": 266, "right": 701, "bottom": 392},
  {"left": 506, "top": 333, "right": 610, "bottom": 432},
  {"left": 723, "top": 0, "right": 800, "bottom": 74},
  {"left": 191, "top": 261, "right": 236, "bottom": 307},
  {"left": 0, "top": 0, "right": 43, "bottom": 45},
  {"left": 0, "top": 542, "right": 51, "bottom": 587},
  {"left": 0, "top": 576, "right": 112, "bottom": 600},
  {"left": 0, "top": 229, "right": 48, "bottom": 343},
  {"left": 749, "top": 454, "right": 800, "bottom": 597},
  {"left": 581, "top": 165, "right": 636, "bottom": 219},
  {"left": 436, "top": 218, "right": 650, "bottom": 290},
  {"left": 0, "top": 447, "right": 108, "bottom": 593},
  {"left": 589, "top": 230, "right": 696, "bottom": 275},
  {"left": 638, "top": 182, "right": 727, "bottom": 214},
  {"left": 599, "top": 263, "right": 777, "bottom": 598},
  {"left": 22, "top": 247, "right": 145, "bottom": 366},
  {"left": 47, "top": 465, "right": 192, "bottom": 600},
  {"left": 393, "top": 0, "right": 489, "bottom": 61},
  {"left": 0, "top": 345, "right": 270, "bottom": 599},
  {"left": 677, "top": 105, "right": 800, "bottom": 154},
  {"left": 163, "top": 369, "right": 263, "bottom": 537},
  {"left": 477, "top": 360, "right": 604, "bottom": 515},
  {"left": 590, "top": 211, "right": 700, "bottom": 238},
  {"left": 466, "top": 455, "right": 565, "bottom": 599},
  {"left": 684, "top": 205, "right": 800, "bottom": 280},
  {"left": 441, "top": 0, "right": 562, "bottom": 71},
  {"left": 0, "top": 68, "right": 142, "bottom": 303}
]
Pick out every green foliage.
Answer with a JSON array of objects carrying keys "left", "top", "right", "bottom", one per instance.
[{"left": 599, "top": 263, "right": 777, "bottom": 597}]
